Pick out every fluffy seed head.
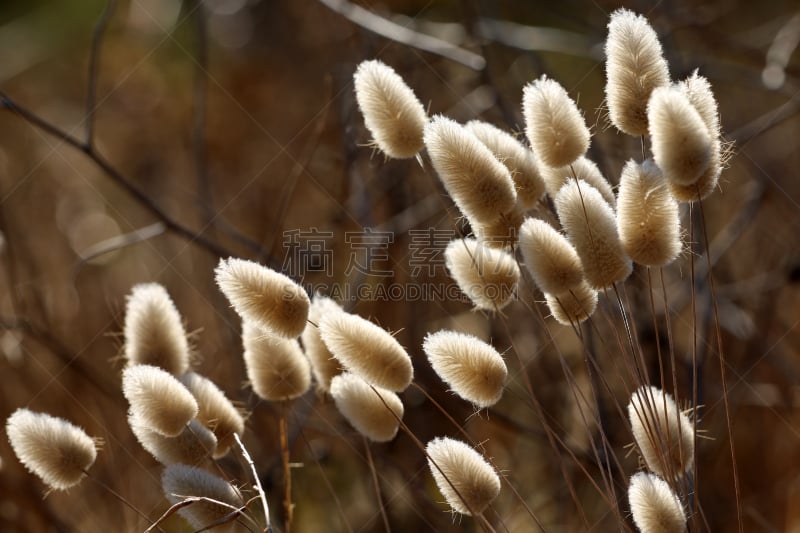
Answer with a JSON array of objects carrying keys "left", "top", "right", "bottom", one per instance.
[
  {"left": 628, "top": 386, "right": 694, "bottom": 479},
  {"left": 353, "top": 59, "right": 427, "bottom": 159},
  {"left": 329, "top": 373, "right": 404, "bottom": 442},
  {"left": 130, "top": 415, "right": 217, "bottom": 466},
  {"left": 123, "top": 283, "right": 190, "bottom": 376},
  {"left": 425, "top": 437, "right": 501, "bottom": 516},
  {"left": 617, "top": 159, "right": 682, "bottom": 266},
  {"left": 668, "top": 71, "right": 724, "bottom": 202},
  {"left": 605, "top": 9, "right": 670, "bottom": 136},
  {"left": 628, "top": 472, "right": 688, "bottom": 533},
  {"left": 424, "top": 116, "right": 518, "bottom": 223},
  {"left": 162, "top": 464, "right": 243, "bottom": 532},
  {"left": 648, "top": 86, "right": 712, "bottom": 186},
  {"left": 523, "top": 75, "right": 591, "bottom": 168},
  {"left": 444, "top": 238, "right": 520, "bottom": 311},
  {"left": 319, "top": 311, "right": 413, "bottom": 392},
  {"left": 215, "top": 257, "right": 310, "bottom": 339},
  {"left": 518, "top": 217, "right": 585, "bottom": 295},
  {"left": 423, "top": 330, "right": 507, "bottom": 408},
  {"left": 540, "top": 156, "right": 616, "bottom": 208},
  {"left": 301, "top": 295, "right": 345, "bottom": 392},
  {"left": 180, "top": 373, "right": 244, "bottom": 458},
  {"left": 122, "top": 364, "right": 198, "bottom": 437},
  {"left": 242, "top": 321, "right": 311, "bottom": 401},
  {"left": 545, "top": 281, "right": 599, "bottom": 326},
  {"left": 555, "top": 180, "right": 632, "bottom": 289},
  {"left": 6, "top": 409, "right": 97, "bottom": 491},
  {"left": 472, "top": 206, "right": 525, "bottom": 250},
  {"left": 667, "top": 139, "right": 722, "bottom": 202},
  {"left": 466, "top": 120, "right": 545, "bottom": 208}
]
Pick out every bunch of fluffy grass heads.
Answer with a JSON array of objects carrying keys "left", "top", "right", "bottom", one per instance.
[{"left": 3, "top": 7, "right": 747, "bottom": 533}]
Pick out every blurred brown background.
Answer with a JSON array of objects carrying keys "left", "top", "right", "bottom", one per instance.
[{"left": 0, "top": 0, "right": 799, "bottom": 531}]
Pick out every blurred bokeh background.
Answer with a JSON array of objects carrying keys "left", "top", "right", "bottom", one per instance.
[{"left": 0, "top": 0, "right": 799, "bottom": 531}]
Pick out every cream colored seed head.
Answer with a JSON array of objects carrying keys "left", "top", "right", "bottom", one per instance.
[
  {"left": 628, "top": 472, "right": 688, "bottom": 533},
  {"left": 319, "top": 310, "right": 413, "bottom": 392},
  {"left": 518, "top": 217, "right": 585, "bottom": 295},
  {"left": 129, "top": 415, "right": 217, "bottom": 466},
  {"left": 444, "top": 238, "right": 520, "bottom": 312},
  {"left": 523, "top": 75, "right": 591, "bottom": 168},
  {"left": 242, "top": 320, "right": 311, "bottom": 401},
  {"left": 179, "top": 372, "right": 244, "bottom": 458},
  {"left": 329, "top": 373, "right": 404, "bottom": 442},
  {"left": 353, "top": 60, "right": 427, "bottom": 159},
  {"left": 540, "top": 155, "right": 616, "bottom": 208},
  {"left": 617, "top": 159, "right": 682, "bottom": 267},
  {"left": 544, "top": 281, "right": 598, "bottom": 326},
  {"left": 628, "top": 386, "right": 694, "bottom": 479},
  {"left": 423, "top": 330, "right": 507, "bottom": 408},
  {"left": 162, "top": 464, "right": 243, "bottom": 532},
  {"left": 605, "top": 9, "right": 670, "bottom": 136},
  {"left": 648, "top": 86, "right": 712, "bottom": 186},
  {"left": 424, "top": 115, "right": 518, "bottom": 224},
  {"left": 301, "top": 294, "right": 345, "bottom": 392},
  {"left": 123, "top": 283, "right": 191, "bottom": 376},
  {"left": 471, "top": 205, "right": 525, "bottom": 250},
  {"left": 215, "top": 257, "right": 310, "bottom": 339},
  {"left": 425, "top": 437, "right": 501, "bottom": 516},
  {"left": 122, "top": 364, "right": 198, "bottom": 437},
  {"left": 6, "top": 408, "right": 98, "bottom": 491},
  {"left": 555, "top": 179, "right": 632, "bottom": 289},
  {"left": 667, "top": 138, "right": 722, "bottom": 202},
  {"left": 466, "top": 120, "right": 545, "bottom": 208}
]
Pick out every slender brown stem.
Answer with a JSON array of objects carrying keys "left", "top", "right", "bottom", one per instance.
[
  {"left": 84, "top": 470, "right": 164, "bottom": 532},
  {"left": 279, "top": 400, "right": 293, "bottom": 533},
  {"left": 363, "top": 436, "right": 391, "bottom": 533}
]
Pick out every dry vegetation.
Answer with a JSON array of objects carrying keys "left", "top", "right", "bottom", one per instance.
[{"left": 1, "top": 1, "right": 800, "bottom": 532}]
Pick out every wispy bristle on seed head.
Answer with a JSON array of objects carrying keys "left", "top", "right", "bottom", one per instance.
[
  {"left": 444, "top": 238, "right": 520, "bottom": 311},
  {"left": 353, "top": 60, "right": 427, "bottom": 159},
  {"left": 179, "top": 373, "right": 244, "bottom": 458},
  {"left": 319, "top": 310, "right": 413, "bottom": 392},
  {"left": 242, "top": 320, "right": 311, "bottom": 401},
  {"left": 423, "top": 330, "right": 507, "bottom": 408},
  {"left": 329, "top": 372, "right": 404, "bottom": 442},
  {"left": 6, "top": 408, "right": 98, "bottom": 491},
  {"left": 523, "top": 75, "right": 591, "bottom": 168},
  {"left": 466, "top": 120, "right": 545, "bottom": 208},
  {"left": 215, "top": 257, "right": 310, "bottom": 339},
  {"left": 162, "top": 464, "right": 243, "bottom": 531},
  {"left": 628, "top": 386, "right": 694, "bottom": 479},
  {"left": 129, "top": 415, "right": 216, "bottom": 466},
  {"left": 605, "top": 9, "right": 670, "bottom": 136},
  {"left": 518, "top": 217, "right": 585, "bottom": 295},
  {"left": 424, "top": 115, "right": 518, "bottom": 224},
  {"left": 122, "top": 364, "right": 198, "bottom": 437},
  {"left": 540, "top": 156, "right": 616, "bottom": 208},
  {"left": 618, "top": 159, "right": 682, "bottom": 267},
  {"left": 301, "top": 294, "right": 345, "bottom": 392},
  {"left": 628, "top": 472, "right": 688, "bottom": 533},
  {"left": 555, "top": 180, "right": 632, "bottom": 289},
  {"left": 648, "top": 86, "right": 712, "bottom": 186},
  {"left": 123, "top": 283, "right": 190, "bottom": 376},
  {"left": 425, "top": 436, "right": 501, "bottom": 516},
  {"left": 545, "top": 281, "right": 598, "bottom": 326}
]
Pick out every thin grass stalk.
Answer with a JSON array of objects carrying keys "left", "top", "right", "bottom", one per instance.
[
  {"left": 234, "top": 432, "right": 272, "bottom": 533},
  {"left": 696, "top": 195, "right": 743, "bottom": 533},
  {"left": 688, "top": 201, "right": 699, "bottom": 531},
  {"left": 363, "top": 436, "right": 391, "bottom": 533},
  {"left": 280, "top": 401, "right": 292, "bottom": 533},
  {"left": 84, "top": 470, "right": 164, "bottom": 532}
]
